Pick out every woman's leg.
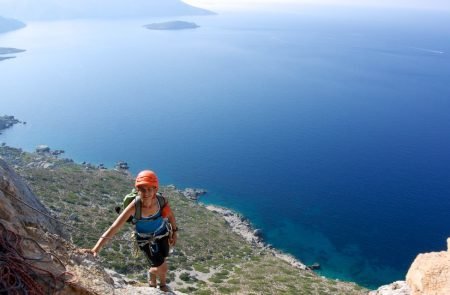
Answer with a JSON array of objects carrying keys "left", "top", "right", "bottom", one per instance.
[
  {"left": 157, "top": 260, "right": 168, "bottom": 287},
  {"left": 148, "top": 267, "right": 158, "bottom": 287}
]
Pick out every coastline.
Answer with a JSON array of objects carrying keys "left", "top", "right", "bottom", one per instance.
[{"left": 203, "top": 204, "right": 308, "bottom": 271}]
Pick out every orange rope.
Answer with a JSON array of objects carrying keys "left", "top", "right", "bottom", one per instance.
[{"left": 0, "top": 223, "right": 76, "bottom": 294}]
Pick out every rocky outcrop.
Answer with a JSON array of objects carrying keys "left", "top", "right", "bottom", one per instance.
[
  {"left": 0, "top": 158, "right": 64, "bottom": 237},
  {"left": 181, "top": 187, "right": 207, "bottom": 200},
  {"left": 115, "top": 161, "right": 130, "bottom": 170},
  {"left": 0, "top": 115, "right": 23, "bottom": 132},
  {"left": 370, "top": 238, "right": 450, "bottom": 295},
  {"left": 405, "top": 238, "right": 450, "bottom": 295},
  {"left": 35, "top": 144, "right": 65, "bottom": 156},
  {"left": 369, "top": 281, "right": 411, "bottom": 295}
]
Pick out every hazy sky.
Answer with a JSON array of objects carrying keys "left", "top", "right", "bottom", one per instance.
[{"left": 183, "top": 0, "right": 450, "bottom": 12}]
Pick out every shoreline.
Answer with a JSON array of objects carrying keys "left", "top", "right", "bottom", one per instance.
[{"left": 203, "top": 204, "right": 308, "bottom": 271}]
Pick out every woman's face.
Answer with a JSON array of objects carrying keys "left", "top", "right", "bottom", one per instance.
[{"left": 137, "top": 185, "right": 157, "bottom": 200}]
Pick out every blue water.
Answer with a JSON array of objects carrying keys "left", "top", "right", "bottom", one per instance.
[{"left": 1, "top": 7, "right": 450, "bottom": 288}]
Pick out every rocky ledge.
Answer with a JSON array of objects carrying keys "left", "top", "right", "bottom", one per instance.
[{"left": 205, "top": 205, "right": 308, "bottom": 270}]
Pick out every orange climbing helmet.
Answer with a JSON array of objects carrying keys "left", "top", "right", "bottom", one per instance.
[{"left": 135, "top": 170, "right": 159, "bottom": 189}]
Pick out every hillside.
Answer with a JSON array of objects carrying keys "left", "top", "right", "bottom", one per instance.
[
  {"left": 0, "top": 0, "right": 212, "bottom": 20},
  {"left": 0, "top": 145, "right": 367, "bottom": 294}
]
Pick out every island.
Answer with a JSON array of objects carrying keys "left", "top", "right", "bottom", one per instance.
[
  {"left": 144, "top": 20, "right": 199, "bottom": 30},
  {"left": 0, "top": 56, "right": 15, "bottom": 61},
  {"left": 0, "top": 16, "right": 26, "bottom": 34},
  {"left": 0, "top": 48, "right": 26, "bottom": 55},
  {"left": 0, "top": 47, "right": 26, "bottom": 62}
]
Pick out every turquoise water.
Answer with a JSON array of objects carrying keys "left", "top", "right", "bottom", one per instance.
[{"left": 1, "top": 7, "right": 449, "bottom": 288}]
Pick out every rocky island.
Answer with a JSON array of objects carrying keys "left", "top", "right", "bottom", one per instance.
[
  {"left": 144, "top": 21, "right": 199, "bottom": 30},
  {"left": 0, "top": 115, "right": 24, "bottom": 133},
  {"left": 0, "top": 47, "right": 26, "bottom": 61}
]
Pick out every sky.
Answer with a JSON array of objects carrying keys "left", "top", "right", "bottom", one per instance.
[{"left": 183, "top": 0, "right": 450, "bottom": 12}]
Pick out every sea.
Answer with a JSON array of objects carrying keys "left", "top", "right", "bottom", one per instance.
[{"left": 1, "top": 6, "right": 449, "bottom": 289}]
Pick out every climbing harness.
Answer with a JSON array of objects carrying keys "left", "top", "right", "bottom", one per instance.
[{"left": 135, "top": 222, "right": 171, "bottom": 251}]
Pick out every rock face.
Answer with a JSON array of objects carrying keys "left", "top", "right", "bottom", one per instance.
[
  {"left": 0, "top": 158, "right": 64, "bottom": 237},
  {"left": 405, "top": 238, "right": 450, "bottom": 295}
]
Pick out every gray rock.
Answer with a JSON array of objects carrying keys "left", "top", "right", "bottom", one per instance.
[
  {"left": 369, "top": 281, "right": 411, "bottom": 295},
  {"left": 69, "top": 213, "right": 79, "bottom": 221},
  {"left": 0, "top": 158, "right": 66, "bottom": 238},
  {"left": 36, "top": 145, "right": 50, "bottom": 154},
  {"left": 254, "top": 229, "right": 263, "bottom": 237},
  {"left": 115, "top": 161, "right": 129, "bottom": 170},
  {"left": 42, "top": 162, "right": 54, "bottom": 169}
]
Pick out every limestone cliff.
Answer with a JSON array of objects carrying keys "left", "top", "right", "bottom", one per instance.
[
  {"left": 370, "top": 238, "right": 450, "bottom": 295},
  {"left": 406, "top": 238, "right": 450, "bottom": 295}
]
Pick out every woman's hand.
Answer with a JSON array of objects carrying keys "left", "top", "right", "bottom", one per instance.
[
  {"left": 169, "top": 231, "right": 177, "bottom": 246},
  {"left": 78, "top": 248, "right": 99, "bottom": 257}
]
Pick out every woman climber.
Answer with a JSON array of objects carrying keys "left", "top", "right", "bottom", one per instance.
[{"left": 84, "top": 170, "right": 177, "bottom": 292}]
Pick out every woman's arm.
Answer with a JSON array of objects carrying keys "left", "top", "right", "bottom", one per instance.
[
  {"left": 165, "top": 206, "right": 178, "bottom": 246},
  {"left": 90, "top": 200, "right": 136, "bottom": 256}
]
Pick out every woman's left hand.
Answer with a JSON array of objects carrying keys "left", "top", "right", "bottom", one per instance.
[{"left": 169, "top": 231, "right": 177, "bottom": 246}]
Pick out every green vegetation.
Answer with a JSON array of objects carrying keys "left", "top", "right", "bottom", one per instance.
[{"left": 0, "top": 145, "right": 368, "bottom": 294}]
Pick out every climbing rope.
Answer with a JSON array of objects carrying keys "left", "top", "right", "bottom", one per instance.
[{"left": 0, "top": 223, "right": 76, "bottom": 294}]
